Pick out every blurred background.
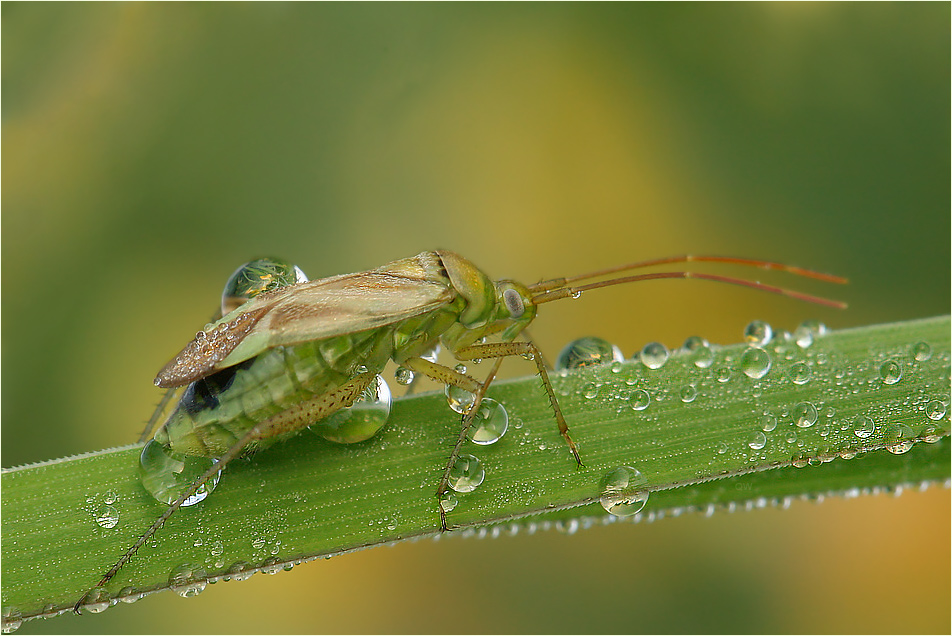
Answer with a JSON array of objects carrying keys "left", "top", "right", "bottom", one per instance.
[{"left": 3, "top": 3, "right": 948, "bottom": 633}]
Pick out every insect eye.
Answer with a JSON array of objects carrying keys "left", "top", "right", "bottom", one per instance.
[{"left": 502, "top": 288, "right": 525, "bottom": 319}]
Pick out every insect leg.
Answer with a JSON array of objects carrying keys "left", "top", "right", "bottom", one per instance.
[
  {"left": 75, "top": 371, "right": 377, "bottom": 614},
  {"left": 455, "top": 341, "right": 582, "bottom": 467}
]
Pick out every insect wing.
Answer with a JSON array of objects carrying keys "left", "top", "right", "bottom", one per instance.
[{"left": 155, "top": 252, "right": 455, "bottom": 388}]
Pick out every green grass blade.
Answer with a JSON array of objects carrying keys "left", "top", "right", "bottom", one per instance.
[{"left": 2, "top": 316, "right": 949, "bottom": 629}]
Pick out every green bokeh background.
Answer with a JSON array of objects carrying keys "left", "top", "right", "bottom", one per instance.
[{"left": 3, "top": 3, "right": 948, "bottom": 633}]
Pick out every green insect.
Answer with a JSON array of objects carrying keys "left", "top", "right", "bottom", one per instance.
[{"left": 75, "top": 250, "right": 846, "bottom": 612}]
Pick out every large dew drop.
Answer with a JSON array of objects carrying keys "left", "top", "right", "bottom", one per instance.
[
  {"left": 639, "top": 342, "right": 669, "bottom": 369},
  {"left": 792, "top": 402, "right": 818, "bottom": 428},
  {"left": 139, "top": 440, "right": 221, "bottom": 506},
  {"left": 743, "top": 320, "right": 773, "bottom": 347},
  {"left": 740, "top": 347, "right": 771, "bottom": 379},
  {"left": 445, "top": 385, "right": 477, "bottom": 414},
  {"left": 554, "top": 336, "right": 624, "bottom": 370},
  {"left": 311, "top": 374, "right": 392, "bottom": 443},
  {"left": 221, "top": 258, "right": 308, "bottom": 315},
  {"left": 599, "top": 466, "right": 649, "bottom": 517},
  {"left": 879, "top": 360, "right": 902, "bottom": 385},
  {"left": 466, "top": 398, "right": 509, "bottom": 445}
]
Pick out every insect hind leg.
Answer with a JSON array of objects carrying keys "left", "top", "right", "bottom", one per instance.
[{"left": 74, "top": 371, "right": 378, "bottom": 614}]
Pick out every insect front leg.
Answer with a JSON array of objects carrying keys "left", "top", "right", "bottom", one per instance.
[
  {"left": 454, "top": 341, "right": 583, "bottom": 467},
  {"left": 75, "top": 371, "right": 377, "bottom": 614}
]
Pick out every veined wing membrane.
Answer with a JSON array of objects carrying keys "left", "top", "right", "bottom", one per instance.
[{"left": 156, "top": 257, "right": 455, "bottom": 388}]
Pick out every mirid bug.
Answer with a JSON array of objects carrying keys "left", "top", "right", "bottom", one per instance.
[{"left": 75, "top": 250, "right": 846, "bottom": 612}]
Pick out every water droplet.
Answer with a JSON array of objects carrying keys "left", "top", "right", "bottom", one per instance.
[
  {"left": 421, "top": 345, "right": 441, "bottom": 364},
  {"left": 747, "top": 430, "right": 767, "bottom": 450},
  {"left": 852, "top": 416, "right": 875, "bottom": 438},
  {"left": 690, "top": 345, "right": 714, "bottom": 369},
  {"left": 715, "top": 366, "right": 732, "bottom": 383},
  {"left": 761, "top": 413, "right": 778, "bottom": 432},
  {"left": 118, "top": 587, "right": 143, "bottom": 604},
  {"left": 599, "top": 466, "right": 648, "bottom": 517},
  {"left": 879, "top": 360, "right": 902, "bottom": 385},
  {"left": 788, "top": 362, "right": 811, "bottom": 385},
  {"left": 467, "top": 398, "right": 509, "bottom": 445},
  {"left": 312, "top": 374, "right": 392, "bottom": 443},
  {"left": 96, "top": 504, "right": 120, "bottom": 529},
  {"left": 252, "top": 536, "right": 267, "bottom": 550},
  {"left": 221, "top": 258, "right": 308, "bottom": 315},
  {"left": 445, "top": 385, "right": 476, "bottom": 414},
  {"left": 103, "top": 490, "right": 118, "bottom": 505},
  {"left": 792, "top": 402, "right": 818, "bottom": 428},
  {"left": 743, "top": 320, "right": 773, "bottom": 346},
  {"left": 226, "top": 561, "right": 253, "bottom": 582},
  {"left": 78, "top": 587, "right": 111, "bottom": 613},
  {"left": 629, "top": 389, "right": 650, "bottom": 411},
  {"left": 925, "top": 401, "right": 947, "bottom": 421},
  {"left": 784, "top": 429, "right": 798, "bottom": 443},
  {"left": 260, "top": 557, "right": 283, "bottom": 575},
  {"left": 582, "top": 382, "right": 599, "bottom": 399},
  {"left": 2, "top": 608, "right": 22, "bottom": 634},
  {"left": 639, "top": 342, "right": 669, "bottom": 369},
  {"left": 448, "top": 454, "right": 485, "bottom": 493},
  {"left": 210, "top": 540, "right": 224, "bottom": 557},
  {"left": 791, "top": 453, "right": 808, "bottom": 469},
  {"left": 920, "top": 426, "right": 943, "bottom": 444},
  {"left": 439, "top": 492, "right": 458, "bottom": 513},
  {"left": 679, "top": 385, "right": 697, "bottom": 403},
  {"left": 554, "top": 336, "right": 623, "bottom": 370},
  {"left": 571, "top": 290, "right": 582, "bottom": 300},
  {"left": 740, "top": 347, "right": 771, "bottom": 379},
  {"left": 716, "top": 441, "right": 728, "bottom": 454},
  {"left": 681, "top": 335, "right": 709, "bottom": 352},
  {"left": 793, "top": 325, "right": 814, "bottom": 348},
  {"left": 912, "top": 341, "right": 932, "bottom": 362},
  {"left": 168, "top": 563, "right": 208, "bottom": 598},
  {"left": 139, "top": 440, "right": 221, "bottom": 507},
  {"left": 800, "top": 319, "right": 829, "bottom": 337},
  {"left": 884, "top": 424, "right": 915, "bottom": 455},
  {"left": 394, "top": 366, "right": 415, "bottom": 385}
]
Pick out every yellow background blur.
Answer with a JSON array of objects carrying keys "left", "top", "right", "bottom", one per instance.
[{"left": 3, "top": 4, "right": 948, "bottom": 633}]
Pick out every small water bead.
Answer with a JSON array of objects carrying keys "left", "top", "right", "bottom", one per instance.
[
  {"left": 447, "top": 454, "right": 485, "bottom": 493},
  {"left": 800, "top": 319, "right": 829, "bottom": 337},
  {"left": 312, "top": 374, "right": 392, "bottom": 443},
  {"left": 740, "top": 347, "right": 771, "bottom": 379},
  {"left": 852, "top": 416, "right": 876, "bottom": 439},
  {"left": 439, "top": 492, "right": 458, "bottom": 513},
  {"left": 394, "top": 366, "right": 415, "bottom": 386},
  {"left": 792, "top": 402, "right": 818, "bottom": 428},
  {"left": 445, "top": 385, "right": 477, "bottom": 414},
  {"left": 679, "top": 385, "right": 698, "bottom": 403},
  {"left": 715, "top": 441, "right": 728, "bottom": 454},
  {"left": 788, "top": 362, "right": 812, "bottom": 385},
  {"left": 554, "top": 336, "right": 624, "bottom": 370},
  {"left": 744, "top": 320, "right": 773, "bottom": 346},
  {"left": 761, "top": 414, "right": 778, "bottom": 432},
  {"left": 96, "top": 504, "right": 120, "bottom": 529},
  {"left": 467, "top": 398, "right": 509, "bottom": 445},
  {"left": 118, "top": 587, "right": 144, "bottom": 604},
  {"left": 221, "top": 258, "right": 308, "bottom": 315},
  {"left": 79, "top": 587, "right": 112, "bottom": 613},
  {"left": 925, "top": 401, "right": 947, "bottom": 421},
  {"left": 103, "top": 490, "right": 118, "bottom": 505},
  {"left": 226, "top": 561, "right": 254, "bottom": 582},
  {"left": 912, "top": 341, "right": 932, "bottom": 362},
  {"left": 629, "top": 389, "right": 650, "bottom": 411},
  {"left": 791, "top": 454, "right": 809, "bottom": 469},
  {"left": 139, "top": 440, "right": 221, "bottom": 506},
  {"left": 639, "top": 342, "right": 669, "bottom": 370},
  {"left": 260, "top": 557, "right": 283, "bottom": 575},
  {"left": 582, "top": 383, "right": 599, "bottom": 399},
  {"left": 879, "top": 360, "right": 902, "bottom": 385},
  {"left": 2, "top": 608, "right": 22, "bottom": 634},
  {"left": 920, "top": 426, "right": 943, "bottom": 444},
  {"left": 784, "top": 429, "right": 798, "bottom": 444},
  {"left": 715, "top": 367, "right": 732, "bottom": 383},
  {"left": 168, "top": 563, "right": 208, "bottom": 598},
  {"left": 792, "top": 325, "right": 814, "bottom": 348},
  {"left": 747, "top": 430, "right": 767, "bottom": 450},
  {"left": 599, "top": 466, "right": 649, "bottom": 517}
]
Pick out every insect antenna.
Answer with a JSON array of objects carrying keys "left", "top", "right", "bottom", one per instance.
[{"left": 529, "top": 256, "right": 847, "bottom": 309}]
